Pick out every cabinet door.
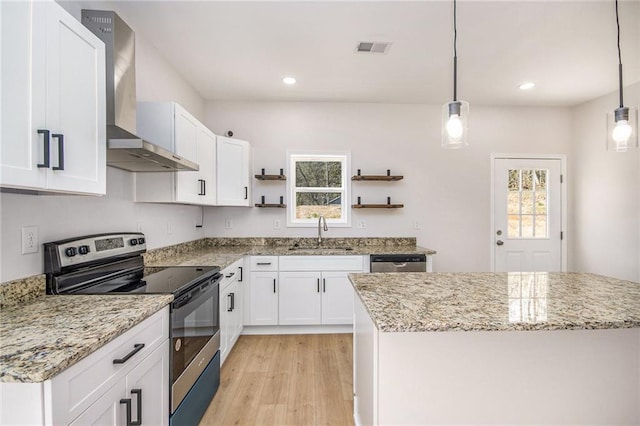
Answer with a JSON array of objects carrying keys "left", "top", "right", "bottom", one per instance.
[
  {"left": 220, "top": 281, "right": 233, "bottom": 363},
  {"left": 69, "top": 381, "right": 126, "bottom": 426},
  {"left": 279, "top": 272, "right": 322, "bottom": 325},
  {"left": 124, "top": 341, "right": 169, "bottom": 426},
  {"left": 249, "top": 272, "right": 278, "bottom": 325},
  {"left": 229, "top": 277, "right": 243, "bottom": 346},
  {"left": 195, "top": 127, "right": 216, "bottom": 205},
  {"left": 0, "top": 1, "right": 46, "bottom": 190},
  {"left": 216, "top": 136, "right": 250, "bottom": 206},
  {"left": 174, "top": 105, "right": 200, "bottom": 204},
  {"left": 43, "top": 1, "right": 106, "bottom": 194},
  {"left": 321, "top": 271, "right": 355, "bottom": 325}
]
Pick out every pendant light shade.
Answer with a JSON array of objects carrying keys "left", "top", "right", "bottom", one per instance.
[
  {"left": 442, "top": 0, "right": 469, "bottom": 149},
  {"left": 606, "top": 0, "right": 638, "bottom": 152}
]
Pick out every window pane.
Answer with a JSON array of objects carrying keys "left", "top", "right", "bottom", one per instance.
[
  {"left": 535, "top": 170, "right": 547, "bottom": 190},
  {"left": 507, "top": 191, "right": 520, "bottom": 214},
  {"left": 521, "top": 215, "right": 534, "bottom": 237},
  {"left": 508, "top": 215, "right": 521, "bottom": 237},
  {"left": 521, "top": 170, "right": 533, "bottom": 190},
  {"left": 295, "top": 192, "right": 342, "bottom": 219},
  {"left": 535, "top": 193, "right": 547, "bottom": 214},
  {"left": 534, "top": 215, "right": 547, "bottom": 238},
  {"left": 295, "top": 161, "right": 342, "bottom": 188},
  {"left": 521, "top": 191, "right": 534, "bottom": 214}
]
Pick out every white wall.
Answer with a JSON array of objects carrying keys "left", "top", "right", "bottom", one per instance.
[
  {"left": 203, "top": 101, "right": 572, "bottom": 272},
  {"left": 0, "top": 2, "right": 207, "bottom": 283},
  {"left": 570, "top": 83, "right": 640, "bottom": 282}
]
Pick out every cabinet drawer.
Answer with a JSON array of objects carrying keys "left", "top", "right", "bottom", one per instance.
[
  {"left": 49, "top": 307, "right": 169, "bottom": 425},
  {"left": 250, "top": 256, "right": 278, "bottom": 271},
  {"left": 220, "top": 259, "right": 243, "bottom": 290},
  {"left": 279, "top": 255, "right": 364, "bottom": 271}
]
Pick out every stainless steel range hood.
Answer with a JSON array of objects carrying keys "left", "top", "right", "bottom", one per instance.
[{"left": 81, "top": 10, "right": 198, "bottom": 172}]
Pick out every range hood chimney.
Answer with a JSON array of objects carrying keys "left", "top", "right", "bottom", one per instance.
[{"left": 81, "top": 10, "right": 198, "bottom": 172}]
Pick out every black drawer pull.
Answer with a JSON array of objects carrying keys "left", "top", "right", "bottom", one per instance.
[
  {"left": 244, "top": 186, "right": 248, "bottom": 199},
  {"left": 238, "top": 266, "right": 243, "bottom": 282},
  {"left": 37, "top": 129, "right": 50, "bottom": 168},
  {"left": 113, "top": 343, "right": 145, "bottom": 364},
  {"left": 120, "top": 389, "right": 142, "bottom": 426},
  {"left": 317, "top": 278, "right": 320, "bottom": 293},
  {"left": 256, "top": 262, "right": 272, "bottom": 265},
  {"left": 273, "top": 278, "right": 276, "bottom": 293},
  {"left": 225, "top": 272, "right": 235, "bottom": 278},
  {"left": 51, "top": 134, "right": 64, "bottom": 170}
]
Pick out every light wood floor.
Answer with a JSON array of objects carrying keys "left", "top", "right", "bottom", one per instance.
[{"left": 199, "top": 334, "right": 354, "bottom": 426}]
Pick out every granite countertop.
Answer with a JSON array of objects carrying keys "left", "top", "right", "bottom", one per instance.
[
  {"left": 0, "top": 294, "right": 173, "bottom": 383},
  {"left": 349, "top": 272, "right": 640, "bottom": 333},
  {"left": 144, "top": 237, "right": 436, "bottom": 268}
]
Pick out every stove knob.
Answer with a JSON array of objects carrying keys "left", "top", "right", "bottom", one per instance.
[
  {"left": 65, "top": 247, "right": 77, "bottom": 257},
  {"left": 138, "top": 237, "right": 145, "bottom": 245},
  {"left": 78, "top": 245, "right": 90, "bottom": 255},
  {"left": 129, "top": 238, "right": 138, "bottom": 246}
]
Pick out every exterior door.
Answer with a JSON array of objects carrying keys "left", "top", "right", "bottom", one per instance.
[{"left": 493, "top": 157, "right": 563, "bottom": 272}]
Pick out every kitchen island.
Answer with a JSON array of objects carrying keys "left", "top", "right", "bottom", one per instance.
[{"left": 350, "top": 272, "right": 640, "bottom": 425}]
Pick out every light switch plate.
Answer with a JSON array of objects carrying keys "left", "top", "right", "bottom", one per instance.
[
  {"left": 21, "top": 226, "right": 38, "bottom": 254},
  {"left": 225, "top": 219, "right": 233, "bottom": 229}
]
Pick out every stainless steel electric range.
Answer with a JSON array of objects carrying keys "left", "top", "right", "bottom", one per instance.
[{"left": 44, "top": 233, "right": 221, "bottom": 425}]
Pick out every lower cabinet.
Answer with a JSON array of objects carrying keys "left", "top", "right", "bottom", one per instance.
[
  {"left": 248, "top": 271, "right": 279, "bottom": 325},
  {"left": 0, "top": 307, "right": 170, "bottom": 426},
  {"left": 278, "top": 271, "right": 355, "bottom": 325},
  {"left": 220, "top": 259, "right": 244, "bottom": 365}
]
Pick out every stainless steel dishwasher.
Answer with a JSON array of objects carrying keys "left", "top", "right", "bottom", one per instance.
[{"left": 370, "top": 254, "right": 427, "bottom": 272}]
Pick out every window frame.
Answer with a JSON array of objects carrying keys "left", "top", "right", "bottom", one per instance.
[{"left": 286, "top": 151, "right": 351, "bottom": 228}]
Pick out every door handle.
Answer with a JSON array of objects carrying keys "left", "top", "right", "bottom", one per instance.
[
  {"left": 120, "top": 389, "right": 142, "bottom": 426},
  {"left": 273, "top": 278, "right": 276, "bottom": 293},
  {"left": 227, "top": 293, "right": 233, "bottom": 311},
  {"left": 317, "top": 278, "right": 320, "bottom": 293},
  {"left": 37, "top": 129, "right": 50, "bottom": 168},
  {"left": 238, "top": 266, "right": 243, "bottom": 282},
  {"left": 198, "top": 179, "right": 205, "bottom": 195},
  {"left": 323, "top": 278, "right": 326, "bottom": 293},
  {"left": 51, "top": 134, "right": 64, "bottom": 170},
  {"left": 244, "top": 186, "right": 248, "bottom": 200},
  {"left": 496, "top": 240, "right": 504, "bottom": 246}
]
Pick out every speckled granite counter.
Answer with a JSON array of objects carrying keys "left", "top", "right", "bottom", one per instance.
[
  {"left": 144, "top": 237, "right": 435, "bottom": 268},
  {"left": 0, "top": 294, "right": 173, "bottom": 383},
  {"left": 349, "top": 272, "right": 640, "bottom": 332}
]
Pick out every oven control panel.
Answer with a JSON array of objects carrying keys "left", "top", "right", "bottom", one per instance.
[{"left": 44, "top": 233, "right": 147, "bottom": 273}]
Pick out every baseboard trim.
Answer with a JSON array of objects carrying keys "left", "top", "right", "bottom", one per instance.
[{"left": 241, "top": 324, "right": 353, "bottom": 335}]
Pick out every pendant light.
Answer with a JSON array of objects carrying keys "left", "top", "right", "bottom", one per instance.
[
  {"left": 606, "top": 0, "right": 637, "bottom": 152},
  {"left": 442, "top": 0, "right": 469, "bottom": 149}
]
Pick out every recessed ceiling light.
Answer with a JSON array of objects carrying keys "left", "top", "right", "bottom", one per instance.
[
  {"left": 282, "top": 76, "right": 296, "bottom": 85},
  {"left": 519, "top": 82, "right": 536, "bottom": 90}
]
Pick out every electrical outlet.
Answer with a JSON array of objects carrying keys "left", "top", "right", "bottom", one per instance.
[
  {"left": 21, "top": 226, "right": 38, "bottom": 254},
  {"left": 225, "top": 219, "right": 233, "bottom": 229},
  {"left": 167, "top": 223, "right": 173, "bottom": 235},
  {"left": 273, "top": 219, "right": 281, "bottom": 230},
  {"left": 413, "top": 220, "right": 421, "bottom": 230},
  {"left": 357, "top": 220, "right": 366, "bottom": 229}
]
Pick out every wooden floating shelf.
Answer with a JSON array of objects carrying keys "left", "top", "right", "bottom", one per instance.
[
  {"left": 255, "top": 203, "right": 287, "bottom": 208},
  {"left": 351, "top": 175, "right": 403, "bottom": 181},
  {"left": 352, "top": 204, "right": 404, "bottom": 209},
  {"left": 255, "top": 174, "right": 286, "bottom": 181}
]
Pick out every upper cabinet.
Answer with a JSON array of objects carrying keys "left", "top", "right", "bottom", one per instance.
[
  {"left": 135, "top": 102, "right": 217, "bottom": 205},
  {"left": 0, "top": 0, "right": 106, "bottom": 195},
  {"left": 216, "top": 136, "right": 251, "bottom": 206}
]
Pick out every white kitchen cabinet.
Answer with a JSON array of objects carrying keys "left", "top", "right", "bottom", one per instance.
[
  {"left": 216, "top": 136, "right": 251, "bottom": 206},
  {"left": 220, "top": 259, "right": 244, "bottom": 365},
  {"left": 135, "top": 102, "right": 217, "bottom": 205},
  {"left": 0, "top": 307, "right": 169, "bottom": 426},
  {"left": 0, "top": 0, "right": 106, "bottom": 195},
  {"left": 278, "top": 270, "right": 356, "bottom": 325},
  {"left": 279, "top": 272, "right": 323, "bottom": 325},
  {"left": 247, "top": 271, "right": 279, "bottom": 326}
]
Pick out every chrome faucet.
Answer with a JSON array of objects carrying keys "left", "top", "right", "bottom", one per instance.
[{"left": 317, "top": 216, "right": 328, "bottom": 245}]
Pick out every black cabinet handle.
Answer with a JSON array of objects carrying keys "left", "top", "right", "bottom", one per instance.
[
  {"left": 317, "top": 278, "right": 320, "bottom": 293},
  {"left": 120, "top": 398, "right": 132, "bottom": 426},
  {"left": 244, "top": 186, "right": 248, "bottom": 199},
  {"left": 230, "top": 292, "right": 235, "bottom": 311},
  {"left": 113, "top": 343, "right": 145, "bottom": 364},
  {"left": 198, "top": 179, "right": 204, "bottom": 195},
  {"left": 120, "top": 389, "right": 142, "bottom": 426},
  {"left": 225, "top": 272, "right": 235, "bottom": 278},
  {"left": 227, "top": 293, "right": 233, "bottom": 312},
  {"left": 273, "top": 278, "right": 276, "bottom": 293},
  {"left": 37, "top": 129, "right": 50, "bottom": 168},
  {"left": 203, "top": 179, "right": 206, "bottom": 195},
  {"left": 257, "top": 262, "right": 271, "bottom": 266},
  {"left": 131, "top": 389, "right": 142, "bottom": 426},
  {"left": 51, "top": 134, "right": 64, "bottom": 170},
  {"left": 238, "top": 266, "right": 243, "bottom": 282},
  {"left": 323, "top": 278, "right": 326, "bottom": 293}
]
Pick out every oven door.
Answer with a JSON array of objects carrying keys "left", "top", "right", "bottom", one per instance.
[{"left": 170, "top": 274, "right": 221, "bottom": 413}]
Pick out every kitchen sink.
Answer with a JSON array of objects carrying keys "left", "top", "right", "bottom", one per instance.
[{"left": 288, "top": 246, "right": 354, "bottom": 252}]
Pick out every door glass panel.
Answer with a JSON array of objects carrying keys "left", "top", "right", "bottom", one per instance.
[{"left": 507, "top": 169, "right": 549, "bottom": 238}]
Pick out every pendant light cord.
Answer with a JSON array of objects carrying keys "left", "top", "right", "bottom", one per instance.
[
  {"left": 615, "top": 0, "right": 623, "bottom": 108},
  {"left": 453, "top": 0, "right": 458, "bottom": 102}
]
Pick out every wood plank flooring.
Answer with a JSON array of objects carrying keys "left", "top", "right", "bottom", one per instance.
[{"left": 199, "top": 334, "right": 354, "bottom": 426}]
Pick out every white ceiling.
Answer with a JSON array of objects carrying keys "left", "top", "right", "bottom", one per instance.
[{"left": 66, "top": 0, "right": 640, "bottom": 107}]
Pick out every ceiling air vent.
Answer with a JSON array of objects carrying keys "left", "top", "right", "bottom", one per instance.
[{"left": 356, "top": 41, "right": 391, "bottom": 54}]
